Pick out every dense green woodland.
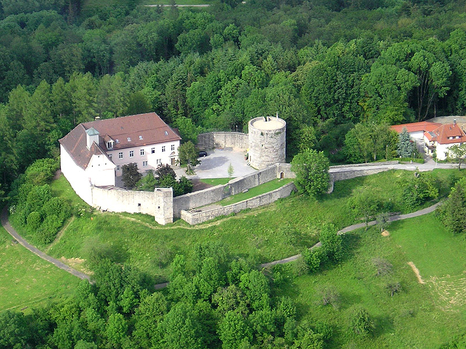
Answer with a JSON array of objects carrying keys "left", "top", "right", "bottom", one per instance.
[
  {"left": 2, "top": 0, "right": 466, "bottom": 195},
  {"left": 3, "top": 0, "right": 466, "bottom": 347}
]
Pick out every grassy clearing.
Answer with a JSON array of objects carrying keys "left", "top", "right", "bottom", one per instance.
[
  {"left": 218, "top": 178, "right": 294, "bottom": 206},
  {"left": 200, "top": 178, "right": 231, "bottom": 186},
  {"left": 0, "top": 226, "right": 80, "bottom": 313},
  {"left": 279, "top": 213, "right": 466, "bottom": 348},
  {"left": 8, "top": 169, "right": 465, "bottom": 290},
  {"left": 38, "top": 170, "right": 456, "bottom": 282}
]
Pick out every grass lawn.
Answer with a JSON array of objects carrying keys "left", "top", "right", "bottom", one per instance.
[
  {"left": 39, "top": 170, "right": 456, "bottom": 282},
  {"left": 217, "top": 178, "right": 294, "bottom": 206},
  {"left": 280, "top": 213, "right": 466, "bottom": 348},
  {"left": 200, "top": 178, "right": 231, "bottom": 186},
  {"left": 0, "top": 226, "right": 80, "bottom": 313}
]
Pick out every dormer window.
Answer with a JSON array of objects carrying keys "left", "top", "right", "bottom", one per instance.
[{"left": 107, "top": 141, "right": 113, "bottom": 150}]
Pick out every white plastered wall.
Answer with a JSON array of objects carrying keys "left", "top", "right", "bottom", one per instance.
[{"left": 60, "top": 145, "right": 93, "bottom": 205}]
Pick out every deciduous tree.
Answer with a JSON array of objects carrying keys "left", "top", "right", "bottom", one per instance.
[{"left": 291, "top": 149, "right": 329, "bottom": 198}]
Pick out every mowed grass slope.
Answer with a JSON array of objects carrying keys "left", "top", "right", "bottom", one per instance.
[
  {"left": 0, "top": 226, "right": 80, "bottom": 312},
  {"left": 43, "top": 169, "right": 461, "bottom": 282},
  {"left": 283, "top": 214, "right": 466, "bottom": 348}
]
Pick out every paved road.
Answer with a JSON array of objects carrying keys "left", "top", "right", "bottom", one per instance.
[
  {"left": 1, "top": 207, "right": 91, "bottom": 281},
  {"left": 329, "top": 158, "right": 457, "bottom": 175}
]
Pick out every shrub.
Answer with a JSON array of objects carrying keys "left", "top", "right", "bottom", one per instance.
[
  {"left": 319, "top": 224, "right": 343, "bottom": 263},
  {"left": 348, "top": 306, "right": 374, "bottom": 336},
  {"left": 301, "top": 248, "right": 322, "bottom": 273},
  {"left": 27, "top": 211, "right": 42, "bottom": 232},
  {"left": 317, "top": 285, "right": 341, "bottom": 310},
  {"left": 43, "top": 197, "right": 71, "bottom": 223},
  {"left": 38, "top": 214, "right": 62, "bottom": 244},
  {"left": 24, "top": 158, "right": 59, "bottom": 186},
  {"left": 372, "top": 258, "right": 393, "bottom": 276}
]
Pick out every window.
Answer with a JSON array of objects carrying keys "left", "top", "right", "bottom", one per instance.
[
  {"left": 107, "top": 141, "right": 113, "bottom": 150},
  {"left": 156, "top": 159, "right": 162, "bottom": 165},
  {"left": 140, "top": 149, "right": 145, "bottom": 156},
  {"left": 108, "top": 154, "right": 112, "bottom": 160},
  {"left": 162, "top": 146, "right": 166, "bottom": 152},
  {"left": 171, "top": 144, "right": 175, "bottom": 151},
  {"left": 151, "top": 148, "right": 155, "bottom": 154},
  {"left": 116, "top": 165, "right": 120, "bottom": 171},
  {"left": 127, "top": 137, "right": 131, "bottom": 142},
  {"left": 143, "top": 161, "right": 148, "bottom": 167},
  {"left": 118, "top": 152, "right": 123, "bottom": 159},
  {"left": 129, "top": 150, "right": 134, "bottom": 158},
  {"left": 164, "top": 131, "right": 169, "bottom": 136},
  {"left": 139, "top": 135, "right": 143, "bottom": 140}
]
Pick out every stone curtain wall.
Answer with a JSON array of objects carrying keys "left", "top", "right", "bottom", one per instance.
[
  {"left": 181, "top": 182, "right": 296, "bottom": 225},
  {"left": 173, "top": 164, "right": 292, "bottom": 217},
  {"left": 197, "top": 132, "right": 249, "bottom": 150},
  {"left": 327, "top": 161, "right": 400, "bottom": 193},
  {"left": 228, "top": 165, "right": 277, "bottom": 195},
  {"left": 91, "top": 187, "right": 173, "bottom": 225},
  {"left": 173, "top": 185, "right": 226, "bottom": 217}
]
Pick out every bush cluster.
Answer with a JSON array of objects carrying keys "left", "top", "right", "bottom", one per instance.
[{"left": 9, "top": 159, "right": 71, "bottom": 245}]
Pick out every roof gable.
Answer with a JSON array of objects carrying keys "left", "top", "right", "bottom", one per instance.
[
  {"left": 59, "top": 112, "right": 180, "bottom": 170},
  {"left": 426, "top": 123, "right": 466, "bottom": 144}
]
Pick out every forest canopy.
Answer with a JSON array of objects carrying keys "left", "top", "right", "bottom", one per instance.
[{"left": 2, "top": 0, "right": 466, "bottom": 196}]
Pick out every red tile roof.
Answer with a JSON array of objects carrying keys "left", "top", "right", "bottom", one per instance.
[
  {"left": 59, "top": 113, "right": 180, "bottom": 170},
  {"left": 390, "top": 121, "right": 441, "bottom": 134},
  {"left": 59, "top": 124, "right": 110, "bottom": 170},
  {"left": 425, "top": 123, "right": 466, "bottom": 144},
  {"left": 82, "top": 112, "right": 181, "bottom": 150}
]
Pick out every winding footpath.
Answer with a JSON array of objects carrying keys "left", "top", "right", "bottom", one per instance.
[
  {"left": 1, "top": 206, "right": 90, "bottom": 281},
  {"left": 1, "top": 201, "right": 441, "bottom": 285},
  {"left": 259, "top": 202, "right": 442, "bottom": 268}
]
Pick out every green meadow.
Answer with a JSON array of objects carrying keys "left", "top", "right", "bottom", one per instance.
[
  {"left": 282, "top": 214, "right": 466, "bottom": 348},
  {"left": 0, "top": 226, "right": 79, "bottom": 313}
]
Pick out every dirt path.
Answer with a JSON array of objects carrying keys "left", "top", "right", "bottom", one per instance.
[
  {"left": 45, "top": 216, "right": 75, "bottom": 253},
  {"left": 1, "top": 207, "right": 90, "bottom": 281},
  {"left": 408, "top": 261, "right": 425, "bottom": 284}
]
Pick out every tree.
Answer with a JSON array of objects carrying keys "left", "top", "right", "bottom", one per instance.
[
  {"left": 177, "top": 141, "right": 199, "bottom": 167},
  {"left": 344, "top": 122, "right": 397, "bottom": 163},
  {"left": 348, "top": 306, "right": 374, "bottom": 336},
  {"left": 319, "top": 224, "right": 343, "bottom": 263},
  {"left": 438, "top": 178, "right": 466, "bottom": 234},
  {"left": 158, "top": 303, "right": 205, "bottom": 349},
  {"left": 401, "top": 172, "right": 438, "bottom": 210},
  {"left": 397, "top": 127, "right": 416, "bottom": 158},
  {"left": 347, "top": 186, "right": 382, "bottom": 229},
  {"left": 291, "top": 149, "right": 329, "bottom": 198},
  {"left": 449, "top": 143, "right": 466, "bottom": 170},
  {"left": 218, "top": 311, "right": 252, "bottom": 349},
  {"left": 121, "top": 163, "right": 142, "bottom": 189}
]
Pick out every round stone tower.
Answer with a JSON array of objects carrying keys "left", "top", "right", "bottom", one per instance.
[{"left": 248, "top": 115, "right": 286, "bottom": 169}]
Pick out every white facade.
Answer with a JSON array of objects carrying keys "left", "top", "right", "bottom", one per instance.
[
  {"left": 86, "top": 154, "right": 116, "bottom": 186},
  {"left": 108, "top": 140, "right": 180, "bottom": 176},
  {"left": 60, "top": 145, "right": 93, "bottom": 205}
]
